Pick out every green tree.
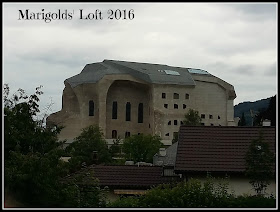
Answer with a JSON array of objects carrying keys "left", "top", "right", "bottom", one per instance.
[
  {"left": 245, "top": 132, "right": 275, "bottom": 195},
  {"left": 183, "top": 108, "right": 202, "bottom": 126},
  {"left": 122, "top": 134, "right": 163, "bottom": 163},
  {"left": 66, "top": 125, "right": 112, "bottom": 171},
  {"left": 4, "top": 84, "right": 105, "bottom": 207},
  {"left": 238, "top": 112, "right": 247, "bottom": 126}
]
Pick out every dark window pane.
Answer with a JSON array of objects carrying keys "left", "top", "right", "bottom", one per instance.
[
  {"left": 185, "top": 93, "right": 189, "bottom": 99},
  {"left": 89, "top": 100, "right": 94, "bottom": 116},
  {"left": 138, "top": 103, "right": 143, "bottom": 123},
  {"left": 112, "top": 130, "right": 117, "bottom": 139},
  {"left": 112, "top": 101, "right": 118, "bottom": 119},
  {"left": 173, "top": 93, "right": 179, "bottom": 99},
  {"left": 174, "top": 104, "right": 178, "bottom": 109},
  {"left": 162, "top": 93, "right": 166, "bottom": 99},
  {"left": 126, "top": 102, "right": 131, "bottom": 121}
]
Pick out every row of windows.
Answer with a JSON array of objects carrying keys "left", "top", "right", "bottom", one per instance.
[
  {"left": 89, "top": 101, "right": 144, "bottom": 123},
  {"left": 201, "top": 114, "right": 221, "bottom": 119},
  {"left": 164, "top": 104, "right": 187, "bottom": 109},
  {"left": 113, "top": 101, "right": 144, "bottom": 123},
  {"left": 168, "top": 120, "right": 184, "bottom": 126},
  {"left": 162, "top": 93, "right": 189, "bottom": 100},
  {"left": 112, "top": 130, "right": 142, "bottom": 139}
]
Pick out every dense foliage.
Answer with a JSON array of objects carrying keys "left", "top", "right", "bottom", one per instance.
[
  {"left": 4, "top": 85, "right": 105, "bottom": 207},
  {"left": 253, "top": 95, "right": 276, "bottom": 126},
  {"left": 183, "top": 108, "right": 202, "bottom": 126},
  {"left": 109, "top": 178, "right": 276, "bottom": 208},
  {"left": 122, "top": 134, "right": 163, "bottom": 163},
  {"left": 245, "top": 132, "right": 275, "bottom": 195},
  {"left": 65, "top": 125, "right": 112, "bottom": 172}
]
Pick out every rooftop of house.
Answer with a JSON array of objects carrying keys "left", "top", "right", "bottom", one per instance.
[
  {"left": 175, "top": 126, "right": 276, "bottom": 174},
  {"left": 65, "top": 59, "right": 216, "bottom": 87},
  {"left": 153, "top": 142, "right": 178, "bottom": 166},
  {"left": 64, "top": 164, "right": 181, "bottom": 189}
]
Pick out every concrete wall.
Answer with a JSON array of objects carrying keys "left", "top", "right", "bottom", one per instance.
[{"left": 47, "top": 72, "right": 237, "bottom": 145}]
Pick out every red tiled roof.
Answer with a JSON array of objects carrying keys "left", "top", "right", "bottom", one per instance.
[
  {"left": 175, "top": 126, "right": 276, "bottom": 173},
  {"left": 92, "top": 165, "right": 180, "bottom": 188}
]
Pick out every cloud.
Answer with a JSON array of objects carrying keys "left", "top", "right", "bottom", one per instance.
[{"left": 3, "top": 3, "right": 277, "bottom": 111}]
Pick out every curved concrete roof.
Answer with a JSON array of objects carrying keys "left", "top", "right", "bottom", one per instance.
[{"left": 65, "top": 59, "right": 197, "bottom": 87}]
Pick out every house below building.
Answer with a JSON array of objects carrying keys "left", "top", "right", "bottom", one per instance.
[{"left": 174, "top": 125, "right": 276, "bottom": 197}]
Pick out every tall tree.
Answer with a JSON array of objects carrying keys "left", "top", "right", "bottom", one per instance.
[
  {"left": 253, "top": 95, "right": 276, "bottom": 126},
  {"left": 183, "top": 109, "right": 202, "bottom": 126},
  {"left": 238, "top": 112, "right": 247, "bottom": 126},
  {"left": 245, "top": 132, "right": 275, "bottom": 195},
  {"left": 65, "top": 125, "right": 112, "bottom": 171},
  {"left": 122, "top": 134, "right": 163, "bottom": 163}
]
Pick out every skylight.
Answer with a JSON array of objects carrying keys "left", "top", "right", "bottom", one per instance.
[{"left": 158, "top": 69, "right": 180, "bottom": 76}]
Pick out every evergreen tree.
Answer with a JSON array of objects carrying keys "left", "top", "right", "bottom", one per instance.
[{"left": 183, "top": 109, "right": 202, "bottom": 126}]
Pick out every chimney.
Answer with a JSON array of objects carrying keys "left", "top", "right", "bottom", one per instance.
[
  {"left": 159, "top": 148, "right": 166, "bottom": 156},
  {"left": 262, "top": 119, "right": 271, "bottom": 126}
]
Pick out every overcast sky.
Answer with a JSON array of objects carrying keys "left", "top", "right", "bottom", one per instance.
[{"left": 3, "top": 2, "right": 277, "bottom": 118}]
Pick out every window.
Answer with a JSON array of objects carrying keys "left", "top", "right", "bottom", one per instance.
[
  {"left": 112, "top": 101, "right": 118, "bottom": 119},
  {"left": 112, "top": 130, "right": 117, "bottom": 139},
  {"left": 89, "top": 100, "right": 94, "bottom": 116},
  {"left": 201, "top": 123, "right": 205, "bottom": 126},
  {"left": 218, "top": 115, "right": 221, "bottom": 119},
  {"left": 138, "top": 103, "right": 143, "bottom": 123},
  {"left": 209, "top": 114, "right": 213, "bottom": 119},
  {"left": 149, "top": 124, "right": 151, "bottom": 128},
  {"left": 168, "top": 121, "right": 171, "bottom": 125},
  {"left": 173, "top": 132, "right": 178, "bottom": 139},
  {"left": 126, "top": 102, "right": 131, "bottom": 121},
  {"left": 174, "top": 120, "right": 178, "bottom": 125},
  {"left": 210, "top": 123, "right": 214, "bottom": 126},
  {"left": 173, "top": 93, "right": 179, "bottom": 99},
  {"left": 125, "top": 131, "right": 130, "bottom": 138},
  {"left": 183, "top": 104, "right": 186, "bottom": 109},
  {"left": 180, "top": 121, "right": 184, "bottom": 125},
  {"left": 164, "top": 104, "right": 168, "bottom": 109},
  {"left": 165, "top": 133, "right": 170, "bottom": 136},
  {"left": 174, "top": 104, "right": 178, "bottom": 109},
  {"left": 201, "top": 114, "right": 205, "bottom": 119},
  {"left": 185, "top": 93, "right": 189, "bottom": 99},
  {"left": 162, "top": 93, "right": 166, "bottom": 99}
]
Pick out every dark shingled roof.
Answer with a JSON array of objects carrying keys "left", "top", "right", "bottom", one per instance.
[
  {"left": 65, "top": 59, "right": 196, "bottom": 87},
  {"left": 175, "top": 126, "right": 276, "bottom": 173},
  {"left": 93, "top": 165, "right": 180, "bottom": 188},
  {"left": 64, "top": 164, "right": 181, "bottom": 189}
]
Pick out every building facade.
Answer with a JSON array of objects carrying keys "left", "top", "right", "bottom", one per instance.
[{"left": 47, "top": 59, "right": 237, "bottom": 145}]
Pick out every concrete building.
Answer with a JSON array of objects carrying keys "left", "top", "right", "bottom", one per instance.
[{"left": 47, "top": 59, "right": 237, "bottom": 146}]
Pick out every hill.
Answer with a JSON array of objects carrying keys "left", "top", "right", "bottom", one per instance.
[{"left": 234, "top": 97, "right": 272, "bottom": 126}]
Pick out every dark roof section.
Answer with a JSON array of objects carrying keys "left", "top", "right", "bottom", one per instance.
[
  {"left": 153, "top": 142, "right": 178, "bottom": 166},
  {"left": 175, "top": 126, "right": 276, "bottom": 173},
  {"left": 65, "top": 59, "right": 196, "bottom": 87},
  {"left": 93, "top": 165, "right": 180, "bottom": 188}
]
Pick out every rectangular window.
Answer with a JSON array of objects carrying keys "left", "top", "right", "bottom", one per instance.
[
  {"left": 126, "top": 102, "right": 131, "bottom": 121},
  {"left": 185, "top": 93, "right": 189, "bottom": 99},
  {"left": 125, "top": 131, "right": 130, "bottom": 138},
  {"left": 89, "top": 100, "right": 94, "bottom": 116},
  {"left": 162, "top": 93, "right": 166, "bottom": 99},
  {"left": 112, "top": 101, "right": 118, "bottom": 119},
  {"left": 173, "top": 93, "right": 179, "bottom": 99},
  {"left": 201, "top": 114, "right": 205, "bottom": 119},
  {"left": 174, "top": 120, "right": 178, "bottom": 125},
  {"left": 138, "top": 103, "right": 143, "bottom": 123},
  {"left": 164, "top": 104, "right": 168, "bottom": 109},
  {"left": 209, "top": 114, "right": 213, "bottom": 119},
  {"left": 174, "top": 104, "right": 178, "bottom": 109},
  {"left": 183, "top": 104, "right": 186, "bottom": 109}
]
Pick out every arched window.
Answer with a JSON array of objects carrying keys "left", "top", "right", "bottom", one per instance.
[
  {"left": 112, "top": 130, "right": 117, "bottom": 139},
  {"left": 185, "top": 93, "right": 189, "bottom": 99},
  {"left": 89, "top": 100, "right": 94, "bottom": 116},
  {"left": 126, "top": 102, "right": 131, "bottom": 121},
  {"left": 112, "top": 101, "right": 118, "bottom": 119},
  {"left": 138, "top": 103, "right": 143, "bottom": 123}
]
